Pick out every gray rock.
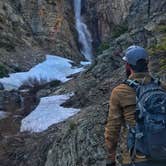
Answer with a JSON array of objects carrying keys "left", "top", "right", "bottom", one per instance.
[
  {"left": 127, "top": 0, "right": 166, "bottom": 30},
  {"left": 0, "top": 82, "right": 4, "bottom": 90},
  {"left": 83, "top": 0, "right": 133, "bottom": 45}
]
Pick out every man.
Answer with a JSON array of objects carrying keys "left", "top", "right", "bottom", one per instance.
[{"left": 104, "top": 45, "right": 166, "bottom": 166}]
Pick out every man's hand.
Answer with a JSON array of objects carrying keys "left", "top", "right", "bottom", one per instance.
[
  {"left": 106, "top": 160, "right": 116, "bottom": 166},
  {"left": 106, "top": 163, "right": 115, "bottom": 166}
]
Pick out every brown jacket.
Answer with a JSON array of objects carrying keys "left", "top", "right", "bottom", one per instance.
[{"left": 105, "top": 73, "right": 166, "bottom": 164}]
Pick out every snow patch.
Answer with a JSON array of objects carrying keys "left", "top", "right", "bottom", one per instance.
[
  {"left": 20, "top": 94, "right": 80, "bottom": 133},
  {"left": 0, "top": 55, "right": 84, "bottom": 90},
  {"left": 80, "top": 61, "right": 91, "bottom": 66}
]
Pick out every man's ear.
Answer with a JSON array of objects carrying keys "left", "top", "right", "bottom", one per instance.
[
  {"left": 128, "top": 63, "right": 135, "bottom": 74},
  {"left": 125, "top": 63, "right": 132, "bottom": 78},
  {"left": 126, "top": 63, "right": 131, "bottom": 71}
]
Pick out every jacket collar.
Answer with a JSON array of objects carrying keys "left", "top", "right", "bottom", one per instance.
[{"left": 129, "top": 72, "right": 152, "bottom": 84}]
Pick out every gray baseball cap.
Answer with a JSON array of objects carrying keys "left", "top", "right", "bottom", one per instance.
[{"left": 123, "top": 45, "right": 148, "bottom": 65}]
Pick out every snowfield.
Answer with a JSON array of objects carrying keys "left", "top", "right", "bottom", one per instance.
[
  {"left": 0, "top": 55, "right": 85, "bottom": 132},
  {"left": 20, "top": 94, "right": 80, "bottom": 133},
  {"left": 0, "top": 55, "right": 84, "bottom": 90}
]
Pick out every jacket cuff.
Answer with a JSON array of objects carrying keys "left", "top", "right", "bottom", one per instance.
[{"left": 106, "top": 159, "right": 116, "bottom": 166}]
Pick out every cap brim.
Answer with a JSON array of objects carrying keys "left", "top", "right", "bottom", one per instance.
[{"left": 122, "top": 56, "right": 127, "bottom": 61}]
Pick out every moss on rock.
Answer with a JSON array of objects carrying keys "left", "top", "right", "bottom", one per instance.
[
  {"left": 160, "top": 58, "right": 166, "bottom": 71},
  {"left": 155, "top": 25, "right": 166, "bottom": 33},
  {"left": 96, "top": 42, "right": 110, "bottom": 54},
  {"left": 0, "top": 64, "right": 8, "bottom": 78},
  {"left": 148, "top": 38, "right": 166, "bottom": 77},
  {"left": 148, "top": 37, "right": 166, "bottom": 55},
  {"left": 111, "top": 24, "right": 128, "bottom": 38}
]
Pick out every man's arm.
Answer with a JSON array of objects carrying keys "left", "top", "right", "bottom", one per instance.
[
  {"left": 161, "top": 82, "right": 166, "bottom": 90},
  {"left": 104, "top": 88, "right": 123, "bottom": 163}
]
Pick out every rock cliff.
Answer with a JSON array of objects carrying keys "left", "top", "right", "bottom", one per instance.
[
  {"left": 83, "top": 0, "right": 133, "bottom": 47},
  {"left": 0, "top": 0, "right": 82, "bottom": 72}
]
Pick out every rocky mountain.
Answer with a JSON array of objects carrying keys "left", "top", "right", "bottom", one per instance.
[{"left": 0, "top": 0, "right": 166, "bottom": 166}]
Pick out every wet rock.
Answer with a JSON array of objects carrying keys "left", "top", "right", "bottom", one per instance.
[
  {"left": 0, "top": 90, "right": 5, "bottom": 110},
  {"left": 19, "top": 89, "right": 38, "bottom": 116}
]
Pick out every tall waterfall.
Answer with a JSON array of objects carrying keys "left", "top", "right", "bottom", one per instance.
[{"left": 74, "top": 0, "right": 93, "bottom": 61}]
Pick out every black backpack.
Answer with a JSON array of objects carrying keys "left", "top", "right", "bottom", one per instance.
[{"left": 124, "top": 79, "right": 166, "bottom": 164}]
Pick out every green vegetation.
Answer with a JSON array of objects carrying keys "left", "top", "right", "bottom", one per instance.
[
  {"left": 148, "top": 37, "right": 166, "bottom": 55},
  {"left": 0, "top": 64, "right": 8, "bottom": 78},
  {"left": 96, "top": 42, "right": 110, "bottom": 54},
  {"left": 148, "top": 36, "right": 166, "bottom": 72},
  {"left": 96, "top": 23, "right": 129, "bottom": 55},
  {"left": 69, "top": 121, "right": 77, "bottom": 130},
  {"left": 155, "top": 25, "right": 166, "bottom": 33},
  {"left": 111, "top": 24, "right": 128, "bottom": 38},
  {"left": 149, "top": 24, "right": 166, "bottom": 54},
  {"left": 160, "top": 58, "right": 166, "bottom": 71}
]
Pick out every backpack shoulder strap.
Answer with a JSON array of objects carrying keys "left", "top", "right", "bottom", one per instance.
[
  {"left": 151, "top": 77, "right": 161, "bottom": 85},
  {"left": 123, "top": 79, "right": 140, "bottom": 90}
]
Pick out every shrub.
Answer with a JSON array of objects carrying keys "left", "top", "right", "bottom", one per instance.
[
  {"left": 155, "top": 25, "right": 166, "bottom": 33},
  {"left": 0, "top": 64, "right": 8, "bottom": 78},
  {"left": 21, "top": 77, "right": 47, "bottom": 89},
  {"left": 148, "top": 37, "right": 166, "bottom": 55},
  {"left": 148, "top": 37, "right": 166, "bottom": 75},
  {"left": 69, "top": 121, "right": 77, "bottom": 130},
  {"left": 111, "top": 24, "right": 128, "bottom": 38},
  {"left": 96, "top": 42, "right": 110, "bottom": 54}
]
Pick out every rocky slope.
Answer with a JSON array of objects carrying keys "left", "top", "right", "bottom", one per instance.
[
  {"left": 36, "top": 0, "right": 166, "bottom": 165},
  {"left": 0, "top": 50, "right": 124, "bottom": 166},
  {"left": 0, "top": 0, "right": 166, "bottom": 166}
]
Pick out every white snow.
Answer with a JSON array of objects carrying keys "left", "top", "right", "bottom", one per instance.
[
  {"left": 20, "top": 94, "right": 80, "bottom": 133},
  {"left": 0, "top": 55, "right": 84, "bottom": 90},
  {"left": 0, "top": 55, "right": 84, "bottom": 132},
  {"left": 0, "top": 111, "right": 9, "bottom": 120},
  {"left": 80, "top": 61, "right": 91, "bottom": 66}
]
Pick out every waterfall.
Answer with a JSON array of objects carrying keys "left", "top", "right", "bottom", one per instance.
[{"left": 74, "top": 0, "right": 93, "bottom": 62}]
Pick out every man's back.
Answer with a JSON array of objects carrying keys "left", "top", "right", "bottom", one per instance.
[
  {"left": 105, "top": 45, "right": 166, "bottom": 166},
  {"left": 105, "top": 72, "right": 166, "bottom": 165}
]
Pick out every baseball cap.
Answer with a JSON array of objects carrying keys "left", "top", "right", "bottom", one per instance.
[{"left": 123, "top": 45, "right": 148, "bottom": 65}]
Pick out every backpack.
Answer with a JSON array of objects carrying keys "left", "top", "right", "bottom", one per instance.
[{"left": 124, "top": 78, "right": 166, "bottom": 164}]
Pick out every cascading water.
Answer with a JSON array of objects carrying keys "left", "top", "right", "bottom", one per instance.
[{"left": 74, "top": 0, "right": 93, "bottom": 62}]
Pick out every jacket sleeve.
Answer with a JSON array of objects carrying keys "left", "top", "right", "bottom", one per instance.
[
  {"left": 104, "top": 88, "right": 123, "bottom": 161},
  {"left": 161, "top": 82, "right": 166, "bottom": 90}
]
